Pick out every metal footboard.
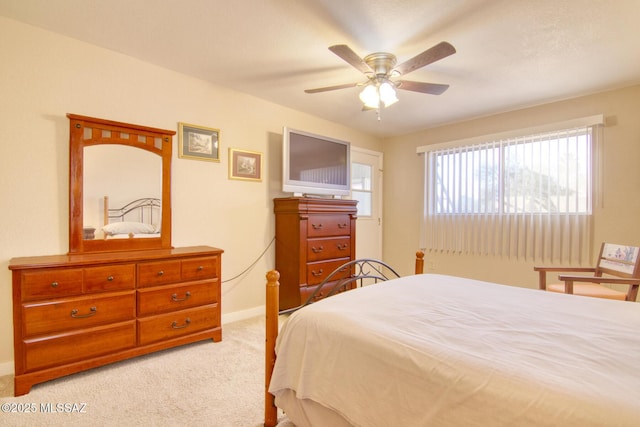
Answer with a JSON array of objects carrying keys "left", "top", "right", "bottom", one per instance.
[{"left": 280, "top": 258, "right": 401, "bottom": 315}]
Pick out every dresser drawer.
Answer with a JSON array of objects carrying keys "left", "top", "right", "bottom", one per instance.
[
  {"left": 307, "top": 237, "right": 351, "bottom": 262},
  {"left": 21, "top": 268, "right": 83, "bottom": 302},
  {"left": 307, "top": 214, "right": 351, "bottom": 237},
  {"left": 137, "top": 280, "right": 218, "bottom": 316},
  {"left": 137, "top": 304, "right": 220, "bottom": 345},
  {"left": 22, "top": 291, "right": 135, "bottom": 337},
  {"left": 23, "top": 321, "right": 136, "bottom": 372},
  {"left": 138, "top": 260, "right": 182, "bottom": 288},
  {"left": 84, "top": 263, "right": 135, "bottom": 292},
  {"left": 181, "top": 256, "right": 219, "bottom": 281},
  {"left": 306, "top": 258, "right": 352, "bottom": 285}
]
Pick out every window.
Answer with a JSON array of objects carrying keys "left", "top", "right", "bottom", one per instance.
[
  {"left": 419, "top": 116, "right": 603, "bottom": 263},
  {"left": 434, "top": 129, "right": 591, "bottom": 215},
  {"left": 352, "top": 162, "right": 373, "bottom": 217}
]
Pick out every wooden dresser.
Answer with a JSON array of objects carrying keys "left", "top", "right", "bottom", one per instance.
[
  {"left": 9, "top": 245, "right": 222, "bottom": 396},
  {"left": 274, "top": 197, "right": 357, "bottom": 310}
]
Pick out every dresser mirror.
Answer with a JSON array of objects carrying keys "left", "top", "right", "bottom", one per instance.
[{"left": 68, "top": 113, "right": 175, "bottom": 253}]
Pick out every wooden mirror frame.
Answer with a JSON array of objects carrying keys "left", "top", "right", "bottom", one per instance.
[{"left": 68, "top": 113, "right": 174, "bottom": 253}]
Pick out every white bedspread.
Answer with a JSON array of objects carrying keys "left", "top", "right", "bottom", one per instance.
[{"left": 269, "top": 274, "right": 640, "bottom": 426}]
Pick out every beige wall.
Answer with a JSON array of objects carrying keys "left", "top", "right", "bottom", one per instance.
[
  {"left": 383, "top": 85, "right": 640, "bottom": 288},
  {"left": 0, "top": 17, "right": 382, "bottom": 373}
]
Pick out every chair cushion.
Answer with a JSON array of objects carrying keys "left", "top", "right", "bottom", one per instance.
[{"left": 547, "top": 283, "right": 627, "bottom": 300}]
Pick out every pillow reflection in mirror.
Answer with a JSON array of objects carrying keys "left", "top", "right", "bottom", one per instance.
[{"left": 102, "top": 221, "right": 159, "bottom": 236}]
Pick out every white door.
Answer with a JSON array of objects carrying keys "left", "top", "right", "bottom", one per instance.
[{"left": 351, "top": 147, "right": 383, "bottom": 260}]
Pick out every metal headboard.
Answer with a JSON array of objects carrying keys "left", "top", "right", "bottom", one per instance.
[{"left": 106, "top": 197, "right": 161, "bottom": 224}]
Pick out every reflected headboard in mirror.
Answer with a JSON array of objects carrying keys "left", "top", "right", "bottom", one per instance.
[{"left": 68, "top": 113, "right": 175, "bottom": 253}]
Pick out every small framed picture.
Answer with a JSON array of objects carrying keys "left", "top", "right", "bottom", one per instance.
[
  {"left": 178, "top": 122, "right": 220, "bottom": 162},
  {"left": 229, "top": 148, "right": 262, "bottom": 182}
]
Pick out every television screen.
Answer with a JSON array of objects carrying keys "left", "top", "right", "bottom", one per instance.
[{"left": 283, "top": 127, "right": 350, "bottom": 196}]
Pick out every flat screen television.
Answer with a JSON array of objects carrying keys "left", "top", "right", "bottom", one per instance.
[{"left": 282, "top": 127, "right": 351, "bottom": 197}]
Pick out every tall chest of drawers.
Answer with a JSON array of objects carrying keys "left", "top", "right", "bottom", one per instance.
[
  {"left": 274, "top": 197, "right": 357, "bottom": 310},
  {"left": 9, "top": 245, "right": 222, "bottom": 396}
]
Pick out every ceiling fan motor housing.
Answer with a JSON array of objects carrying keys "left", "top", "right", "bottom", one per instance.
[{"left": 363, "top": 52, "right": 398, "bottom": 77}]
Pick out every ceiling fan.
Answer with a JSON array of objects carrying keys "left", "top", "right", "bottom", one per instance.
[{"left": 305, "top": 41, "right": 456, "bottom": 112}]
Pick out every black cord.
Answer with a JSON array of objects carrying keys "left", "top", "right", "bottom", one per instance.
[{"left": 221, "top": 236, "right": 276, "bottom": 284}]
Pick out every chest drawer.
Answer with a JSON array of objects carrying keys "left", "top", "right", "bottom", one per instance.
[
  {"left": 84, "top": 264, "right": 135, "bottom": 292},
  {"left": 23, "top": 321, "right": 136, "bottom": 372},
  {"left": 21, "top": 268, "right": 83, "bottom": 302},
  {"left": 307, "top": 237, "right": 351, "bottom": 262},
  {"left": 307, "top": 214, "right": 351, "bottom": 237},
  {"left": 137, "top": 280, "right": 218, "bottom": 316},
  {"left": 181, "top": 256, "right": 219, "bottom": 281},
  {"left": 137, "top": 304, "right": 220, "bottom": 345},
  {"left": 306, "top": 258, "right": 352, "bottom": 285},
  {"left": 22, "top": 291, "right": 135, "bottom": 337},
  {"left": 138, "top": 260, "right": 182, "bottom": 288}
]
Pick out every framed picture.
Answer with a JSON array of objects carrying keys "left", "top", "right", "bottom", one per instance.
[
  {"left": 229, "top": 148, "right": 262, "bottom": 181},
  {"left": 178, "top": 122, "right": 220, "bottom": 162}
]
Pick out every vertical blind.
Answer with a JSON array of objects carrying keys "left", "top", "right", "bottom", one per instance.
[{"left": 418, "top": 116, "right": 603, "bottom": 264}]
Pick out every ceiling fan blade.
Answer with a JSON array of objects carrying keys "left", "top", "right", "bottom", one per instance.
[
  {"left": 393, "top": 41, "right": 456, "bottom": 76},
  {"left": 396, "top": 80, "right": 450, "bottom": 95},
  {"left": 328, "top": 45, "right": 373, "bottom": 74},
  {"left": 304, "top": 82, "right": 359, "bottom": 94}
]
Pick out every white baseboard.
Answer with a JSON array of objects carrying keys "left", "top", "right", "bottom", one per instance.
[
  {"left": 0, "top": 306, "right": 267, "bottom": 377},
  {"left": 222, "top": 305, "right": 265, "bottom": 324},
  {"left": 0, "top": 360, "right": 13, "bottom": 376}
]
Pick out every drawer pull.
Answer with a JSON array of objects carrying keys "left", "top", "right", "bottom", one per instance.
[
  {"left": 71, "top": 306, "right": 97, "bottom": 319},
  {"left": 157, "top": 270, "right": 164, "bottom": 276},
  {"left": 197, "top": 265, "right": 204, "bottom": 271},
  {"left": 171, "top": 291, "right": 191, "bottom": 302},
  {"left": 51, "top": 281, "right": 59, "bottom": 288},
  {"left": 311, "top": 223, "right": 323, "bottom": 230},
  {"left": 336, "top": 243, "right": 348, "bottom": 251},
  {"left": 171, "top": 318, "right": 191, "bottom": 329},
  {"left": 338, "top": 223, "right": 348, "bottom": 229},
  {"left": 107, "top": 275, "right": 114, "bottom": 281},
  {"left": 311, "top": 269, "right": 324, "bottom": 277},
  {"left": 311, "top": 245, "right": 324, "bottom": 253}
]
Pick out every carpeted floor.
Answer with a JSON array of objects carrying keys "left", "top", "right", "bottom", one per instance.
[{"left": 0, "top": 316, "right": 293, "bottom": 427}]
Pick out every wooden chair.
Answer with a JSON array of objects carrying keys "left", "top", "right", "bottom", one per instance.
[{"left": 534, "top": 243, "right": 640, "bottom": 301}]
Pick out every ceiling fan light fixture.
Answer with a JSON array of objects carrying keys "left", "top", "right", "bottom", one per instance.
[
  {"left": 359, "top": 80, "right": 398, "bottom": 109},
  {"left": 379, "top": 81, "right": 398, "bottom": 107},
  {"left": 359, "top": 83, "right": 380, "bottom": 109}
]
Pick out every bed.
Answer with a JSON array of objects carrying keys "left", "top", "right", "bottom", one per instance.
[
  {"left": 264, "top": 253, "right": 640, "bottom": 427},
  {"left": 100, "top": 196, "right": 161, "bottom": 239}
]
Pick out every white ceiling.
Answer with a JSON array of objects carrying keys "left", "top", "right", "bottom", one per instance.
[{"left": 2, "top": 0, "right": 639, "bottom": 137}]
